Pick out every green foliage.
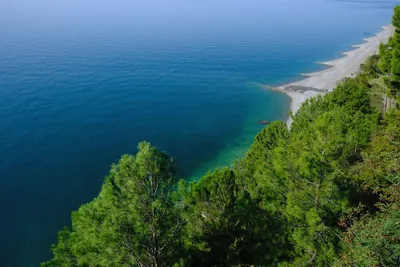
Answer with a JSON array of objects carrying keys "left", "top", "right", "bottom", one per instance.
[
  {"left": 273, "top": 76, "right": 380, "bottom": 265},
  {"left": 378, "top": 43, "right": 393, "bottom": 74},
  {"left": 338, "top": 176, "right": 400, "bottom": 266},
  {"left": 391, "top": 47, "right": 400, "bottom": 78},
  {"left": 393, "top": 5, "right": 400, "bottom": 29},
  {"left": 233, "top": 121, "right": 289, "bottom": 210},
  {"left": 353, "top": 109, "right": 400, "bottom": 189},
  {"left": 360, "top": 55, "right": 380, "bottom": 79},
  {"left": 179, "top": 168, "right": 290, "bottom": 266}
]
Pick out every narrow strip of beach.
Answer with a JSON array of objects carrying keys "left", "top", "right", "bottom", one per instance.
[{"left": 271, "top": 25, "right": 394, "bottom": 125}]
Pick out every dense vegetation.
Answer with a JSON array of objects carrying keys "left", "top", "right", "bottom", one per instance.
[{"left": 43, "top": 7, "right": 400, "bottom": 267}]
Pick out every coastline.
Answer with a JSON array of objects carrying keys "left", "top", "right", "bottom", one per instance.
[{"left": 269, "top": 25, "right": 395, "bottom": 126}]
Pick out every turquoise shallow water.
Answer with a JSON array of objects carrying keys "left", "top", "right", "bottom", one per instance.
[{"left": 0, "top": 0, "right": 397, "bottom": 266}]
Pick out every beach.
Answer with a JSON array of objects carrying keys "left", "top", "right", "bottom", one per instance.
[{"left": 274, "top": 25, "right": 395, "bottom": 125}]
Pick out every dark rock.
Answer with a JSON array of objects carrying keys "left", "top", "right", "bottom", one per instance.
[{"left": 258, "top": 120, "right": 270, "bottom": 125}]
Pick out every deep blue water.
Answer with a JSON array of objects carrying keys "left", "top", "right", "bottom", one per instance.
[{"left": 0, "top": 0, "right": 397, "bottom": 266}]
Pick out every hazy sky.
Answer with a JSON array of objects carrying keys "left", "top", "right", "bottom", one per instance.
[{"left": 1, "top": 0, "right": 395, "bottom": 35}]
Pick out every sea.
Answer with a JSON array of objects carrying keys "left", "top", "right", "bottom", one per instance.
[{"left": 0, "top": 0, "right": 397, "bottom": 266}]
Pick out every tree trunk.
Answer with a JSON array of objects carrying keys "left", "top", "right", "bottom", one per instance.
[
  {"left": 385, "top": 94, "right": 388, "bottom": 112},
  {"left": 152, "top": 226, "right": 159, "bottom": 267}
]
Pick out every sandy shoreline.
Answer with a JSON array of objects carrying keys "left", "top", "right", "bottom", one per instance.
[{"left": 270, "top": 25, "right": 394, "bottom": 125}]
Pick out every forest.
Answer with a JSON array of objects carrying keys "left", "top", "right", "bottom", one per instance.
[{"left": 42, "top": 6, "right": 400, "bottom": 267}]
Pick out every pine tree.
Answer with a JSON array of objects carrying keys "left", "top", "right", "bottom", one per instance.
[{"left": 42, "top": 142, "right": 183, "bottom": 267}]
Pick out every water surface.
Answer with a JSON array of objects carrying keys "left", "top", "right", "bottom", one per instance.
[{"left": 0, "top": 0, "right": 397, "bottom": 265}]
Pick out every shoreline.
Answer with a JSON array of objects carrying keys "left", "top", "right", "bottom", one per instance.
[{"left": 268, "top": 25, "right": 395, "bottom": 125}]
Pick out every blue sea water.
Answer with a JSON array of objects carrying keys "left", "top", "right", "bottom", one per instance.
[{"left": 0, "top": 0, "right": 397, "bottom": 266}]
